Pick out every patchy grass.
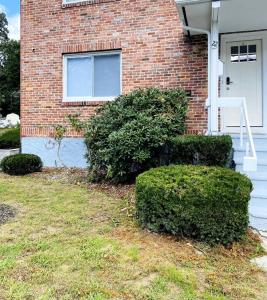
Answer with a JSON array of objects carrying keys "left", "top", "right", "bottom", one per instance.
[{"left": 0, "top": 171, "right": 266, "bottom": 300}]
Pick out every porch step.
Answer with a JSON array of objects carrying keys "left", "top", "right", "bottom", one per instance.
[
  {"left": 250, "top": 198, "right": 267, "bottom": 214},
  {"left": 234, "top": 150, "right": 267, "bottom": 161},
  {"left": 236, "top": 163, "right": 267, "bottom": 172},
  {"left": 232, "top": 135, "right": 267, "bottom": 149},
  {"left": 245, "top": 171, "right": 267, "bottom": 181},
  {"left": 250, "top": 215, "right": 267, "bottom": 232},
  {"left": 237, "top": 172, "right": 267, "bottom": 189},
  {"left": 251, "top": 188, "right": 267, "bottom": 200},
  {"left": 249, "top": 198, "right": 267, "bottom": 231},
  {"left": 235, "top": 158, "right": 267, "bottom": 169},
  {"left": 232, "top": 135, "right": 267, "bottom": 231}
]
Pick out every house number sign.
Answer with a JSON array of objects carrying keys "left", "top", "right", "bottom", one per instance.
[{"left": 212, "top": 41, "right": 219, "bottom": 49}]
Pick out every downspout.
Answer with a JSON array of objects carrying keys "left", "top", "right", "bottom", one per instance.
[{"left": 182, "top": 25, "right": 212, "bottom": 134}]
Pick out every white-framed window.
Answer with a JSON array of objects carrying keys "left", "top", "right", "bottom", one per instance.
[
  {"left": 63, "top": 51, "right": 121, "bottom": 102},
  {"left": 63, "top": 0, "right": 88, "bottom": 4}
]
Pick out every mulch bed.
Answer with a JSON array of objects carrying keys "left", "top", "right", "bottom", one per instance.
[
  {"left": 31, "top": 168, "right": 135, "bottom": 200},
  {"left": 0, "top": 204, "right": 16, "bottom": 225}
]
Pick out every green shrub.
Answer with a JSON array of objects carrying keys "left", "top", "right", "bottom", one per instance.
[
  {"left": 85, "top": 88, "right": 188, "bottom": 183},
  {"left": 0, "top": 154, "right": 43, "bottom": 175},
  {"left": 136, "top": 165, "right": 252, "bottom": 245},
  {"left": 0, "top": 127, "right": 20, "bottom": 149},
  {"left": 167, "top": 135, "right": 233, "bottom": 167}
]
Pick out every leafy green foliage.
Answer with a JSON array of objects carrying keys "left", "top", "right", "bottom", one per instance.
[
  {"left": 136, "top": 165, "right": 252, "bottom": 245},
  {"left": 0, "top": 127, "right": 20, "bottom": 149},
  {"left": 0, "top": 12, "right": 8, "bottom": 43},
  {"left": 1, "top": 154, "right": 43, "bottom": 176},
  {"left": 168, "top": 135, "right": 233, "bottom": 167},
  {"left": 85, "top": 88, "right": 188, "bottom": 183},
  {"left": 0, "top": 40, "right": 20, "bottom": 116}
]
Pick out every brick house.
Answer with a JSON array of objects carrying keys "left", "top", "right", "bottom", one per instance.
[
  {"left": 21, "top": 0, "right": 208, "bottom": 167},
  {"left": 21, "top": 0, "right": 267, "bottom": 229}
]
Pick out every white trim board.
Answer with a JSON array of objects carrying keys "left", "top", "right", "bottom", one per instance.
[{"left": 220, "top": 31, "right": 267, "bottom": 134}]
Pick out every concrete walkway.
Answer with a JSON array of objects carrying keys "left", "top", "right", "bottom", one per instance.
[{"left": 251, "top": 231, "right": 267, "bottom": 272}]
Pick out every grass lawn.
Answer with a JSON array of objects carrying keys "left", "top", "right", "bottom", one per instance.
[{"left": 0, "top": 170, "right": 266, "bottom": 300}]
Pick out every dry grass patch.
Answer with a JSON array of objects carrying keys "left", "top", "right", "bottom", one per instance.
[{"left": 0, "top": 171, "right": 266, "bottom": 300}]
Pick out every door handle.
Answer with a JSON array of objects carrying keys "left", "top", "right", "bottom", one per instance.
[{"left": 226, "top": 77, "right": 234, "bottom": 85}]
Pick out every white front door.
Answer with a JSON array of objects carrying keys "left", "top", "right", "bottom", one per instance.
[{"left": 222, "top": 39, "right": 263, "bottom": 132}]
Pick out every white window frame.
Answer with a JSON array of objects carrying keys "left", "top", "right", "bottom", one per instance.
[
  {"left": 63, "top": 0, "right": 88, "bottom": 4},
  {"left": 63, "top": 50, "right": 122, "bottom": 102}
]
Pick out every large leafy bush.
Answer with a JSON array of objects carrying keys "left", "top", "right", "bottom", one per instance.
[
  {"left": 0, "top": 154, "right": 43, "bottom": 175},
  {"left": 0, "top": 127, "right": 20, "bottom": 149},
  {"left": 85, "top": 88, "right": 188, "bottom": 183},
  {"left": 136, "top": 165, "right": 252, "bottom": 245}
]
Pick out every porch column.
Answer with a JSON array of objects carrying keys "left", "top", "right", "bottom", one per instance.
[{"left": 210, "top": 1, "right": 220, "bottom": 134}]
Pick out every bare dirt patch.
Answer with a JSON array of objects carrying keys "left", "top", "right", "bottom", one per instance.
[{"left": 0, "top": 203, "right": 16, "bottom": 225}]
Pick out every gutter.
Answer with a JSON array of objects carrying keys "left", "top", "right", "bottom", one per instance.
[
  {"left": 176, "top": 0, "right": 217, "bottom": 5},
  {"left": 182, "top": 7, "right": 191, "bottom": 40}
]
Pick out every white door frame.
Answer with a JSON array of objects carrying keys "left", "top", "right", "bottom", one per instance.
[{"left": 220, "top": 30, "right": 267, "bottom": 134}]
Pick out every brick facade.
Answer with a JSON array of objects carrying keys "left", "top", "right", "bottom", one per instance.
[{"left": 21, "top": 0, "right": 208, "bottom": 138}]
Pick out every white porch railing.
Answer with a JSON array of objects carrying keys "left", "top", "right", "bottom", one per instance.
[{"left": 218, "top": 97, "right": 257, "bottom": 172}]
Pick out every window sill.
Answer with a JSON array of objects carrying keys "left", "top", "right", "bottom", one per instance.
[
  {"left": 62, "top": 97, "right": 116, "bottom": 106},
  {"left": 62, "top": 0, "right": 119, "bottom": 9}
]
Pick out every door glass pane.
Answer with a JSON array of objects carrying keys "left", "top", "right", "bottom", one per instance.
[
  {"left": 231, "top": 46, "right": 239, "bottom": 62},
  {"left": 231, "top": 46, "right": 238, "bottom": 55},
  {"left": 240, "top": 45, "right": 248, "bottom": 54},
  {"left": 248, "top": 44, "right": 257, "bottom": 62},
  {"left": 94, "top": 54, "right": 121, "bottom": 97},
  {"left": 239, "top": 54, "right": 248, "bottom": 62},
  {"left": 249, "top": 45, "right": 256, "bottom": 53},
  {"left": 231, "top": 55, "right": 239, "bottom": 63},
  {"left": 67, "top": 57, "right": 92, "bottom": 97},
  {"left": 248, "top": 54, "right": 257, "bottom": 62}
]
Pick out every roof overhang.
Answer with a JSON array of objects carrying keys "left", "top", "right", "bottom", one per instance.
[{"left": 176, "top": 0, "right": 267, "bottom": 35}]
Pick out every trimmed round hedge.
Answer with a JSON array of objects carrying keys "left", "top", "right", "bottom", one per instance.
[
  {"left": 168, "top": 135, "right": 233, "bottom": 167},
  {"left": 136, "top": 165, "right": 252, "bottom": 245},
  {"left": 0, "top": 154, "right": 43, "bottom": 176}
]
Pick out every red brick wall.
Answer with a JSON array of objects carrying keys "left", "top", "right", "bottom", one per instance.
[{"left": 20, "top": 0, "right": 208, "bottom": 137}]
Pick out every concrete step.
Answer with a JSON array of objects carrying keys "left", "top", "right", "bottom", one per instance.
[
  {"left": 250, "top": 198, "right": 267, "bottom": 216},
  {"left": 232, "top": 136, "right": 267, "bottom": 149},
  {"left": 235, "top": 145, "right": 267, "bottom": 152},
  {"left": 232, "top": 135, "right": 267, "bottom": 231},
  {"left": 249, "top": 197, "right": 267, "bottom": 230},
  {"left": 235, "top": 157, "right": 267, "bottom": 166},
  {"left": 246, "top": 171, "right": 267, "bottom": 181},
  {"left": 243, "top": 171, "right": 267, "bottom": 189},
  {"left": 236, "top": 163, "right": 267, "bottom": 172},
  {"left": 234, "top": 150, "right": 267, "bottom": 161},
  {"left": 251, "top": 179, "right": 267, "bottom": 190},
  {"left": 251, "top": 188, "right": 267, "bottom": 199},
  {"left": 250, "top": 215, "right": 267, "bottom": 232}
]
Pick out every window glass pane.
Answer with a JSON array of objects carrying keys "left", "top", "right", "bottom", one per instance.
[
  {"left": 94, "top": 54, "right": 120, "bottom": 97},
  {"left": 67, "top": 57, "right": 92, "bottom": 97}
]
